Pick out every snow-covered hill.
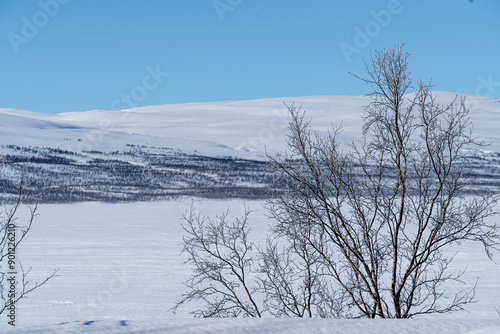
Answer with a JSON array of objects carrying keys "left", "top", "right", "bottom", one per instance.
[
  {"left": 2, "top": 92, "right": 499, "bottom": 158},
  {"left": 1, "top": 93, "right": 499, "bottom": 203}
]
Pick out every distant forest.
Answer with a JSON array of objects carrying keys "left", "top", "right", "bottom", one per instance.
[{"left": 1, "top": 144, "right": 500, "bottom": 203}]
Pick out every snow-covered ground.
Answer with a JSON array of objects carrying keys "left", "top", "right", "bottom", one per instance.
[
  {"left": 9, "top": 318, "right": 500, "bottom": 334},
  {"left": 4, "top": 200, "right": 500, "bottom": 333},
  {"left": 1, "top": 93, "right": 499, "bottom": 332}
]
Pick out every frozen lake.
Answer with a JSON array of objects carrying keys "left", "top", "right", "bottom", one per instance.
[{"left": 5, "top": 199, "right": 500, "bottom": 333}]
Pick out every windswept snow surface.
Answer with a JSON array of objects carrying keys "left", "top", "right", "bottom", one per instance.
[
  {"left": 5, "top": 319, "right": 500, "bottom": 334},
  {"left": 4, "top": 200, "right": 500, "bottom": 333},
  {"left": 1, "top": 92, "right": 499, "bottom": 159}
]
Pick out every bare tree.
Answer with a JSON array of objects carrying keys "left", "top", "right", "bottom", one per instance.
[
  {"left": 267, "top": 45, "right": 499, "bottom": 318},
  {"left": 258, "top": 223, "right": 344, "bottom": 318},
  {"left": 172, "top": 205, "right": 262, "bottom": 317},
  {"left": 174, "top": 45, "right": 499, "bottom": 319},
  {"left": 173, "top": 204, "right": 344, "bottom": 318},
  {"left": 0, "top": 170, "right": 58, "bottom": 316}
]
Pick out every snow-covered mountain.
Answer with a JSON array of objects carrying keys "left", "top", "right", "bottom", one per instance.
[
  {"left": 1, "top": 92, "right": 499, "bottom": 202},
  {"left": 2, "top": 92, "right": 499, "bottom": 158}
]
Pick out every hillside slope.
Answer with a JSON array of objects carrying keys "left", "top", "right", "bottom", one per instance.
[{"left": 1, "top": 93, "right": 499, "bottom": 202}]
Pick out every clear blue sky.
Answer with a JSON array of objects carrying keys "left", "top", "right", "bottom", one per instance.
[{"left": 0, "top": 0, "right": 499, "bottom": 114}]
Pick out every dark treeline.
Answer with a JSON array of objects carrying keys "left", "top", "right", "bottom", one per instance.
[{"left": 0, "top": 145, "right": 499, "bottom": 204}]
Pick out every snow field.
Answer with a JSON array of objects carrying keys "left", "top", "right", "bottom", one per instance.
[
  {"left": 2, "top": 93, "right": 499, "bottom": 159},
  {"left": 3, "top": 199, "right": 500, "bottom": 333}
]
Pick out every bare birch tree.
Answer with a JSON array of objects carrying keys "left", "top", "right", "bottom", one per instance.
[
  {"left": 174, "top": 45, "right": 499, "bottom": 319},
  {"left": 267, "top": 45, "right": 499, "bottom": 318},
  {"left": 172, "top": 205, "right": 262, "bottom": 317},
  {"left": 257, "top": 230, "right": 344, "bottom": 318},
  {"left": 173, "top": 205, "right": 343, "bottom": 318}
]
